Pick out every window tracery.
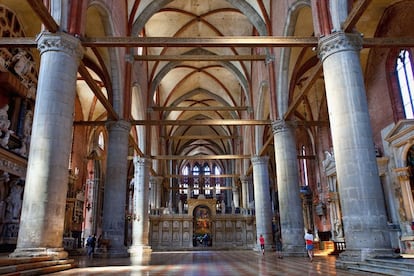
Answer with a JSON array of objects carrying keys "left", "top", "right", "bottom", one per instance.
[{"left": 396, "top": 49, "right": 414, "bottom": 119}]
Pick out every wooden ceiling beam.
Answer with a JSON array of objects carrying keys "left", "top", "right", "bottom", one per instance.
[
  {"left": 81, "top": 36, "right": 318, "bottom": 47},
  {"left": 151, "top": 106, "right": 248, "bottom": 111},
  {"left": 130, "top": 119, "right": 270, "bottom": 126},
  {"left": 165, "top": 174, "right": 239, "bottom": 178},
  {"left": 284, "top": 64, "right": 323, "bottom": 120},
  {"left": 73, "top": 119, "right": 327, "bottom": 126},
  {"left": 165, "top": 135, "right": 238, "bottom": 140},
  {"left": 27, "top": 0, "right": 59, "bottom": 33},
  {"left": 134, "top": 54, "right": 266, "bottom": 61},
  {"left": 2, "top": 37, "right": 414, "bottom": 48},
  {"left": 78, "top": 62, "right": 119, "bottom": 120},
  {"left": 128, "top": 135, "right": 157, "bottom": 176},
  {"left": 151, "top": 155, "right": 250, "bottom": 160},
  {"left": 343, "top": 0, "right": 373, "bottom": 32}
]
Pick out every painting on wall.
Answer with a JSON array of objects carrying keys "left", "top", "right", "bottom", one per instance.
[{"left": 193, "top": 205, "right": 212, "bottom": 246}]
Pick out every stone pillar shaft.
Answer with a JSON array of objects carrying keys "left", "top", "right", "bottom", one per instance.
[
  {"left": 240, "top": 176, "right": 248, "bottom": 209},
  {"left": 272, "top": 120, "right": 305, "bottom": 255},
  {"left": 251, "top": 156, "right": 273, "bottom": 250},
  {"left": 101, "top": 120, "right": 131, "bottom": 257},
  {"left": 129, "top": 157, "right": 152, "bottom": 265},
  {"left": 232, "top": 185, "right": 240, "bottom": 208},
  {"left": 132, "top": 157, "right": 151, "bottom": 246},
  {"left": 149, "top": 176, "right": 156, "bottom": 210},
  {"left": 318, "top": 31, "right": 390, "bottom": 260},
  {"left": 155, "top": 176, "right": 163, "bottom": 209},
  {"left": 11, "top": 32, "right": 83, "bottom": 259}
]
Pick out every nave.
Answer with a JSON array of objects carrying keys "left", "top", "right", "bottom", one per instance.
[{"left": 48, "top": 251, "right": 375, "bottom": 276}]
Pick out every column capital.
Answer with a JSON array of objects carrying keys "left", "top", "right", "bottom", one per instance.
[
  {"left": 105, "top": 119, "right": 131, "bottom": 132},
  {"left": 251, "top": 155, "right": 269, "bottom": 165},
  {"left": 271, "top": 120, "right": 296, "bottom": 135},
  {"left": 36, "top": 32, "right": 83, "bottom": 59},
  {"left": 133, "top": 156, "right": 151, "bottom": 168},
  {"left": 239, "top": 175, "right": 249, "bottom": 183},
  {"left": 125, "top": 54, "right": 134, "bottom": 63},
  {"left": 394, "top": 167, "right": 411, "bottom": 181},
  {"left": 150, "top": 175, "right": 163, "bottom": 184},
  {"left": 317, "top": 31, "right": 363, "bottom": 62}
]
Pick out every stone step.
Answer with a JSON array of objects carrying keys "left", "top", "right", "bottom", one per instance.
[
  {"left": 0, "top": 256, "right": 53, "bottom": 267},
  {"left": 348, "top": 263, "right": 414, "bottom": 276},
  {"left": 348, "top": 258, "right": 414, "bottom": 276},
  {"left": 2, "top": 263, "right": 74, "bottom": 276},
  {"left": 366, "top": 257, "right": 414, "bottom": 270},
  {"left": 0, "top": 258, "right": 75, "bottom": 275}
]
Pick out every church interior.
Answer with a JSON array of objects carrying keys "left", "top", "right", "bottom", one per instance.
[{"left": 0, "top": 0, "right": 413, "bottom": 275}]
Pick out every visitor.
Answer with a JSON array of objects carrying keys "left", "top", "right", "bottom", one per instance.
[
  {"left": 86, "top": 234, "right": 96, "bottom": 259},
  {"left": 275, "top": 235, "right": 283, "bottom": 259},
  {"left": 259, "top": 234, "right": 265, "bottom": 255},
  {"left": 304, "top": 229, "right": 314, "bottom": 262}
]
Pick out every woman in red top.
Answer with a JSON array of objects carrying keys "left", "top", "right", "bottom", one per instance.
[
  {"left": 259, "top": 234, "right": 265, "bottom": 255},
  {"left": 304, "top": 229, "right": 314, "bottom": 261}
]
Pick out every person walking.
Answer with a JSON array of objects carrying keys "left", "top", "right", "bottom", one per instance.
[
  {"left": 259, "top": 234, "right": 265, "bottom": 255},
  {"left": 304, "top": 229, "right": 314, "bottom": 262},
  {"left": 275, "top": 235, "right": 283, "bottom": 259},
  {"left": 86, "top": 234, "right": 96, "bottom": 259}
]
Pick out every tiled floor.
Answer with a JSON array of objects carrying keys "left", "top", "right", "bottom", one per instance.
[{"left": 49, "top": 250, "right": 380, "bottom": 276}]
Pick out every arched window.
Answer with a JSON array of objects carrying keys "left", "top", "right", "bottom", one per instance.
[
  {"left": 214, "top": 165, "right": 222, "bottom": 195},
  {"left": 98, "top": 131, "right": 104, "bottom": 149},
  {"left": 193, "top": 164, "right": 200, "bottom": 195},
  {"left": 203, "top": 163, "right": 211, "bottom": 195},
  {"left": 301, "top": 145, "right": 309, "bottom": 186},
  {"left": 180, "top": 164, "right": 190, "bottom": 194},
  {"left": 396, "top": 49, "right": 414, "bottom": 118},
  {"left": 180, "top": 162, "right": 222, "bottom": 198}
]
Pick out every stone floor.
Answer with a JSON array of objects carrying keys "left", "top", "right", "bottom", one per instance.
[{"left": 48, "top": 250, "right": 381, "bottom": 276}]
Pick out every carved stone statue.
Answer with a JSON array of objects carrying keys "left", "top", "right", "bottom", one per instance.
[
  {"left": 322, "top": 150, "right": 335, "bottom": 169},
  {"left": 334, "top": 218, "right": 344, "bottom": 238},
  {"left": 14, "top": 110, "right": 33, "bottom": 156},
  {"left": 11, "top": 50, "right": 33, "bottom": 78},
  {"left": 5, "top": 179, "right": 23, "bottom": 221},
  {"left": 178, "top": 200, "right": 183, "bottom": 214},
  {"left": 0, "top": 172, "right": 9, "bottom": 217},
  {"left": 0, "top": 105, "right": 12, "bottom": 148}
]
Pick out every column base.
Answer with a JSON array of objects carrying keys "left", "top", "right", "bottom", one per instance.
[
  {"left": 128, "top": 245, "right": 152, "bottom": 265},
  {"left": 94, "top": 246, "right": 129, "bottom": 258},
  {"left": 281, "top": 244, "right": 307, "bottom": 257},
  {"left": 9, "top": 247, "right": 68, "bottom": 260},
  {"left": 336, "top": 248, "right": 395, "bottom": 265}
]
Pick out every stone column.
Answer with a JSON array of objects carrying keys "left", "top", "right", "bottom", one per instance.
[
  {"left": 100, "top": 120, "right": 131, "bottom": 258},
  {"left": 272, "top": 120, "right": 305, "bottom": 255},
  {"left": 251, "top": 156, "right": 273, "bottom": 251},
  {"left": 318, "top": 31, "right": 391, "bottom": 261},
  {"left": 149, "top": 176, "right": 156, "bottom": 211},
  {"left": 240, "top": 176, "right": 249, "bottom": 209},
  {"left": 154, "top": 176, "right": 163, "bottom": 209},
  {"left": 10, "top": 32, "right": 83, "bottom": 259},
  {"left": 129, "top": 157, "right": 152, "bottom": 264},
  {"left": 232, "top": 185, "right": 240, "bottom": 209}
]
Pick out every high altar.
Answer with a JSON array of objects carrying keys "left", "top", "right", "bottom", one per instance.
[{"left": 149, "top": 198, "right": 256, "bottom": 250}]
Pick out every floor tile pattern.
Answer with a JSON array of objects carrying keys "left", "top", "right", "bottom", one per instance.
[{"left": 49, "top": 250, "right": 381, "bottom": 276}]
